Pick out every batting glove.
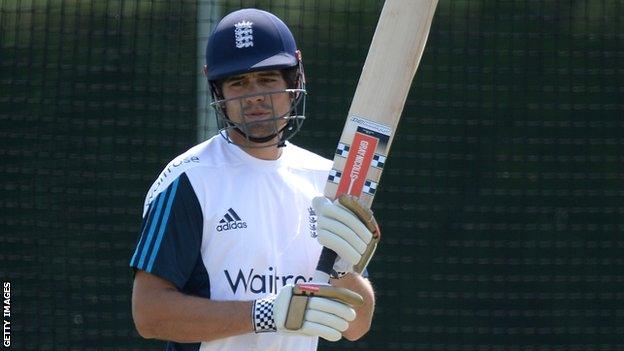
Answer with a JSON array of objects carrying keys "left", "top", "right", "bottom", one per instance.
[
  {"left": 252, "top": 283, "right": 363, "bottom": 341},
  {"left": 313, "top": 195, "right": 381, "bottom": 277}
]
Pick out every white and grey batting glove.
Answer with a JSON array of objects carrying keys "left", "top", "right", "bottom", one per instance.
[
  {"left": 313, "top": 195, "right": 381, "bottom": 277},
  {"left": 252, "top": 283, "right": 363, "bottom": 342}
]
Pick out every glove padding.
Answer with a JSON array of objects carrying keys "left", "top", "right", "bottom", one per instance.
[
  {"left": 253, "top": 283, "right": 363, "bottom": 342},
  {"left": 313, "top": 195, "right": 381, "bottom": 275}
]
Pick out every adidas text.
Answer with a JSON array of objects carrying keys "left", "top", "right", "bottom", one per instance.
[{"left": 216, "top": 221, "right": 247, "bottom": 232}]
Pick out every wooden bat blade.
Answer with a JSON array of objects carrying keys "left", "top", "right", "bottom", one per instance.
[
  {"left": 315, "top": 0, "right": 439, "bottom": 282},
  {"left": 325, "top": 0, "right": 438, "bottom": 208}
]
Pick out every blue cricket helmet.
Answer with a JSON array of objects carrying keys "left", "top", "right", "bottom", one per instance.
[
  {"left": 204, "top": 8, "right": 307, "bottom": 148},
  {"left": 205, "top": 8, "right": 299, "bottom": 81}
]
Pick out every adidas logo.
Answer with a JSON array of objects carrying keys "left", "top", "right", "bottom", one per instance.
[{"left": 216, "top": 208, "right": 248, "bottom": 232}]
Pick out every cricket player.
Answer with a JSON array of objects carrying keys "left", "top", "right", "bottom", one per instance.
[{"left": 130, "top": 8, "right": 377, "bottom": 351}]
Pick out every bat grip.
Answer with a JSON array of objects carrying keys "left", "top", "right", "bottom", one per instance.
[{"left": 313, "top": 247, "right": 338, "bottom": 283}]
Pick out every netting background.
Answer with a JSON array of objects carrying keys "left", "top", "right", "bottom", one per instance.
[{"left": 1, "top": 0, "right": 622, "bottom": 350}]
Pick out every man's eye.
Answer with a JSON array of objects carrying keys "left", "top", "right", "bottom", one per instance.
[{"left": 229, "top": 81, "right": 244, "bottom": 87}]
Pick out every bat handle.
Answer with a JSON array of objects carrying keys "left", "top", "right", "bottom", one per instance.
[{"left": 312, "top": 247, "right": 338, "bottom": 283}]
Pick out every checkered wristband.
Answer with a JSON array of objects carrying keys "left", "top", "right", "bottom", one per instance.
[{"left": 252, "top": 297, "right": 277, "bottom": 333}]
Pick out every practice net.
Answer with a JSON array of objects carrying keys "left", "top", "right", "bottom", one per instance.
[{"left": 1, "top": 0, "right": 622, "bottom": 349}]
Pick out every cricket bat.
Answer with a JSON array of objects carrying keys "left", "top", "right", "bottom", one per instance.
[{"left": 313, "top": 0, "right": 439, "bottom": 282}]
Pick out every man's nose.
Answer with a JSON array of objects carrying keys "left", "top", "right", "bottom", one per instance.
[{"left": 244, "top": 82, "right": 266, "bottom": 103}]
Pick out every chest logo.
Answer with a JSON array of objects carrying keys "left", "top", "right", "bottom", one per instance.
[{"left": 216, "top": 208, "right": 248, "bottom": 232}]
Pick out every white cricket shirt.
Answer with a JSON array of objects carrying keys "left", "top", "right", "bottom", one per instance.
[{"left": 130, "top": 135, "right": 332, "bottom": 351}]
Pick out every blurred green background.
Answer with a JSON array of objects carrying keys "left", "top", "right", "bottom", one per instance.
[{"left": 1, "top": 0, "right": 622, "bottom": 349}]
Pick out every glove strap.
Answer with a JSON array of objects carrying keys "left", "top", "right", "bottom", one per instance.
[{"left": 252, "top": 298, "right": 277, "bottom": 333}]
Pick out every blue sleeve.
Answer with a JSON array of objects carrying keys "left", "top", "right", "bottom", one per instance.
[{"left": 129, "top": 173, "right": 203, "bottom": 290}]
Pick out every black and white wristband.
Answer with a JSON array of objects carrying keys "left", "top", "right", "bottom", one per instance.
[{"left": 252, "top": 297, "right": 277, "bottom": 333}]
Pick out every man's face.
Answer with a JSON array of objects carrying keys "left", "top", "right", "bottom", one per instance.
[{"left": 221, "top": 70, "right": 292, "bottom": 140}]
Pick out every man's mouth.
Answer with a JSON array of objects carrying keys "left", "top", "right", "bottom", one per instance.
[{"left": 244, "top": 111, "right": 272, "bottom": 120}]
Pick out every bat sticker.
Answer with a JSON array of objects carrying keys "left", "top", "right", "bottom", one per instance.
[
  {"left": 349, "top": 115, "right": 392, "bottom": 137},
  {"left": 335, "top": 143, "right": 386, "bottom": 170},
  {"left": 328, "top": 169, "right": 342, "bottom": 184},
  {"left": 336, "top": 131, "right": 378, "bottom": 197}
]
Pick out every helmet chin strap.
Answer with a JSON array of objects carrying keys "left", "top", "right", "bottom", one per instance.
[{"left": 230, "top": 123, "right": 290, "bottom": 146}]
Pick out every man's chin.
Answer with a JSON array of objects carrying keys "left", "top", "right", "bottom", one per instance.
[
  {"left": 230, "top": 128, "right": 279, "bottom": 143},
  {"left": 245, "top": 124, "right": 287, "bottom": 138}
]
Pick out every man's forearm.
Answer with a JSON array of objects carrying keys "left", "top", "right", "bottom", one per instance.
[
  {"left": 330, "top": 273, "right": 375, "bottom": 340},
  {"left": 132, "top": 272, "right": 253, "bottom": 343}
]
